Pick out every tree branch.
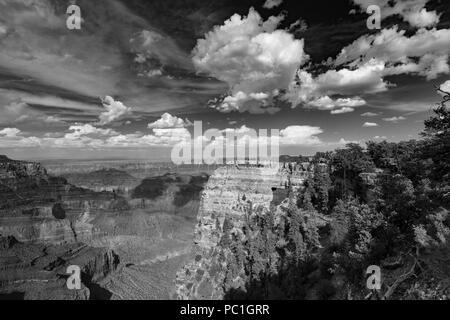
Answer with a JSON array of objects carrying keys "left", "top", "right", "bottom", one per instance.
[{"left": 382, "top": 255, "right": 418, "bottom": 300}]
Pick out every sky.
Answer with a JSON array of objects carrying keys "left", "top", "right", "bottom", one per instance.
[{"left": 0, "top": 0, "right": 449, "bottom": 160}]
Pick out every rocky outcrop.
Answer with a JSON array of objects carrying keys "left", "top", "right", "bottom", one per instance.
[
  {"left": 0, "top": 156, "right": 120, "bottom": 243},
  {"left": 0, "top": 155, "right": 117, "bottom": 214},
  {"left": 0, "top": 212, "right": 105, "bottom": 244},
  {"left": 63, "top": 168, "right": 140, "bottom": 194},
  {"left": 0, "top": 236, "right": 119, "bottom": 300},
  {"left": 175, "top": 165, "right": 307, "bottom": 299}
]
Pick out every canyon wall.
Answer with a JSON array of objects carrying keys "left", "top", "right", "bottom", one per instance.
[
  {"left": 175, "top": 165, "right": 308, "bottom": 299},
  {"left": 0, "top": 235, "right": 119, "bottom": 300},
  {"left": 0, "top": 156, "right": 118, "bottom": 243}
]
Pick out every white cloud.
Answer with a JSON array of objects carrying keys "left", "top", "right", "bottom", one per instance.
[
  {"left": 439, "top": 80, "right": 450, "bottom": 93},
  {"left": 334, "top": 27, "right": 450, "bottom": 80},
  {"left": 0, "top": 127, "right": 42, "bottom": 148},
  {"left": 405, "top": 8, "right": 441, "bottom": 28},
  {"left": 361, "top": 112, "right": 379, "bottom": 117},
  {"left": 0, "top": 123, "right": 323, "bottom": 150},
  {"left": 0, "top": 128, "right": 21, "bottom": 137},
  {"left": 310, "top": 96, "right": 363, "bottom": 109},
  {"left": 42, "top": 116, "right": 63, "bottom": 124},
  {"left": 308, "top": 96, "right": 365, "bottom": 114},
  {"left": 383, "top": 116, "right": 406, "bottom": 122},
  {"left": 98, "top": 96, "right": 132, "bottom": 125},
  {"left": 287, "top": 60, "right": 387, "bottom": 108},
  {"left": 263, "top": 0, "right": 283, "bottom": 9},
  {"left": 317, "top": 60, "right": 389, "bottom": 95},
  {"left": 338, "top": 138, "right": 360, "bottom": 145},
  {"left": 279, "top": 125, "right": 323, "bottom": 145},
  {"left": 192, "top": 8, "right": 307, "bottom": 113},
  {"left": 0, "top": 124, "right": 191, "bottom": 149},
  {"left": 352, "top": 0, "right": 440, "bottom": 28},
  {"left": 363, "top": 122, "right": 379, "bottom": 127},
  {"left": 287, "top": 23, "right": 450, "bottom": 109},
  {"left": 106, "top": 128, "right": 191, "bottom": 148},
  {"left": 65, "top": 124, "right": 117, "bottom": 139},
  {"left": 331, "top": 107, "right": 355, "bottom": 114},
  {"left": 148, "top": 113, "right": 193, "bottom": 129},
  {"left": 215, "top": 91, "right": 281, "bottom": 114}
]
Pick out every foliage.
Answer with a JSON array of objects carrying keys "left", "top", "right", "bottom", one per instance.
[{"left": 224, "top": 88, "right": 450, "bottom": 299}]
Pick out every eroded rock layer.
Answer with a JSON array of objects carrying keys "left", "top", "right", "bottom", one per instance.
[{"left": 175, "top": 165, "right": 308, "bottom": 299}]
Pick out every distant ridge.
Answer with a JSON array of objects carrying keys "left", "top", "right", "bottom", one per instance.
[{"left": 0, "top": 155, "right": 13, "bottom": 162}]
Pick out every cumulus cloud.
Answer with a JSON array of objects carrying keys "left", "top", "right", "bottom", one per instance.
[
  {"left": 0, "top": 128, "right": 41, "bottom": 148},
  {"left": 405, "top": 8, "right": 441, "bottom": 28},
  {"left": 383, "top": 116, "right": 406, "bottom": 122},
  {"left": 65, "top": 124, "right": 117, "bottom": 139},
  {"left": 287, "top": 60, "right": 388, "bottom": 110},
  {"left": 148, "top": 113, "right": 193, "bottom": 129},
  {"left": 98, "top": 96, "right": 132, "bottom": 125},
  {"left": 0, "top": 128, "right": 21, "bottom": 137},
  {"left": 192, "top": 8, "right": 308, "bottom": 113},
  {"left": 0, "top": 123, "right": 323, "bottom": 150},
  {"left": 0, "top": 124, "right": 191, "bottom": 149},
  {"left": 363, "top": 122, "right": 379, "bottom": 127},
  {"left": 307, "top": 96, "right": 366, "bottom": 114},
  {"left": 439, "top": 80, "right": 450, "bottom": 93},
  {"left": 279, "top": 125, "right": 323, "bottom": 145},
  {"left": 202, "top": 124, "right": 323, "bottom": 147},
  {"left": 334, "top": 27, "right": 450, "bottom": 80},
  {"left": 287, "top": 20, "right": 450, "bottom": 110},
  {"left": 352, "top": 0, "right": 440, "bottom": 28},
  {"left": 317, "top": 60, "right": 389, "bottom": 94},
  {"left": 263, "top": 0, "right": 283, "bottom": 9},
  {"left": 106, "top": 128, "right": 191, "bottom": 148}
]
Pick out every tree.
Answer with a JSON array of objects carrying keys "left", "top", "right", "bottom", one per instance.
[
  {"left": 421, "top": 87, "right": 450, "bottom": 194},
  {"left": 312, "top": 166, "right": 331, "bottom": 214},
  {"left": 332, "top": 143, "right": 375, "bottom": 200}
]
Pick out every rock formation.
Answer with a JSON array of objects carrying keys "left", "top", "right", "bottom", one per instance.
[
  {"left": 0, "top": 235, "right": 119, "bottom": 300},
  {"left": 0, "top": 155, "right": 118, "bottom": 243},
  {"left": 175, "top": 165, "right": 308, "bottom": 299}
]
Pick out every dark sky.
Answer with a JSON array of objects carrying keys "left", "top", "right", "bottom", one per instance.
[{"left": 0, "top": 0, "right": 449, "bottom": 159}]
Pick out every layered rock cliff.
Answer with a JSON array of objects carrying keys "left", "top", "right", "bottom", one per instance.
[
  {"left": 0, "top": 235, "right": 119, "bottom": 300},
  {"left": 175, "top": 165, "right": 308, "bottom": 299},
  {"left": 0, "top": 156, "right": 118, "bottom": 243},
  {"left": 1, "top": 156, "right": 117, "bottom": 212}
]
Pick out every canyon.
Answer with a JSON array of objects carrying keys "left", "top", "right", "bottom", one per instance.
[
  {"left": 1, "top": 155, "right": 329, "bottom": 300},
  {"left": 0, "top": 155, "right": 210, "bottom": 299}
]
